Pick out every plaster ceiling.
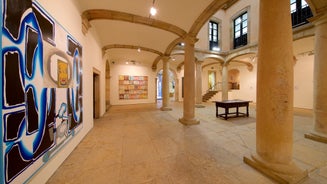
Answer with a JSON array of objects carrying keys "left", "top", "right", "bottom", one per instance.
[
  {"left": 72, "top": 0, "right": 325, "bottom": 70},
  {"left": 72, "top": 0, "right": 232, "bottom": 68}
]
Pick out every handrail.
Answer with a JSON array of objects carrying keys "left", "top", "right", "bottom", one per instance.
[{"left": 206, "top": 82, "right": 222, "bottom": 93}]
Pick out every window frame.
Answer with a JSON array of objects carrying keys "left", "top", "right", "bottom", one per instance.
[
  {"left": 290, "top": 0, "right": 313, "bottom": 28},
  {"left": 208, "top": 20, "right": 219, "bottom": 51},
  {"left": 233, "top": 11, "right": 248, "bottom": 49}
]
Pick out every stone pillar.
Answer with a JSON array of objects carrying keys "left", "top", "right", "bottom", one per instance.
[
  {"left": 243, "top": 0, "right": 307, "bottom": 183},
  {"left": 195, "top": 60, "right": 205, "bottom": 108},
  {"left": 161, "top": 56, "right": 172, "bottom": 111},
  {"left": 305, "top": 13, "right": 327, "bottom": 143},
  {"left": 221, "top": 63, "right": 228, "bottom": 101},
  {"left": 179, "top": 35, "right": 199, "bottom": 125}
]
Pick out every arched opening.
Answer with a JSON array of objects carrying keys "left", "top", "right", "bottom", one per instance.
[
  {"left": 228, "top": 69, "right": 240, "bottom": 90},
  {"left": 156, "top": 69, "right": 177, "bottom": 102}
]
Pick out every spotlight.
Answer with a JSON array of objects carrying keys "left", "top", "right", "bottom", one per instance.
[{"left": 150, "top": 7, "right": 157, "bottom": 16}]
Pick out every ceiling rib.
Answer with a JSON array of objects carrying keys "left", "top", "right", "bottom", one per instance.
[
  {"left": 82, "top": 9, "right": 187, "bottom": 37},
  {"left": 103, "top": 44, "right": 164, "bottom": 56}
]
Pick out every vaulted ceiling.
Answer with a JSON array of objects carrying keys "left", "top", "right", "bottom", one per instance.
[
  {"left": 72, "top": 0, "right": 327, "bottom": 69},
  {"left": 72, "top": 0, "right": 236, "bottom": 68}
]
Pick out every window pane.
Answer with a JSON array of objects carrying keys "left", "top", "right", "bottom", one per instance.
[
  {"left": 243, "top": 21, "right": 247, "bottom": 27},
  {"left": 290, "top": 0, "right": 296, "bottom": 4},
  {"left": 302, "top": 0, "right": 308, "bottom": 8},
  {"left": 209, "top": 35, "right": 211, "bottom": 41},
  {"left": 235, "top": 17, "right": 241, "bottom": 24},
  {"left": 291, "top": 4, "right": 297, "bottom": 13},
  {"left": 242, "top": 13, "right": 247, "bottom": 20},
  {"left": 213, "top": 37, "right": 217, "bottom": 42},
  {"left": 235, "top": 24, "right": 240, "bottom": 31},
  {"left": 213, "top": 23, "right": 217, "bottom": 29},
  {"left": 242, "top": 27, "right": 248, "bottom": 34},
  {"left": 235, "top": 31, "right": 240, "bottom": 38}
]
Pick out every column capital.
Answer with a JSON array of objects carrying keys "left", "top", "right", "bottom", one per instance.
[
  {"left": 195, "top": 59, "right": 204, "bottom": 65},
  {"left": 309, "top": 12, "right": 327, "bottom": 26},
  {"left": 81, "top": 15, "right": 91, "bottom": 35},
  {"left": 161, "top": 55, "right": 170, "bottom": 62},
  {"left": 183, "top": 35, "right": 199, "bottom": 45},
  {"left": 222, "top": 62, "right": 229, "bottom": 67}
]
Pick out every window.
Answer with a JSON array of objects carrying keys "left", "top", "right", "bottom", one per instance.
[
  {"left": 209, "top": 21, "right": 219, "bottom": 51},
  {"left": 233, "top": 12, "right": 248, "bottom": 49},
  {"left": 290, "top": 0, "right": 313, "bottom": 27}
]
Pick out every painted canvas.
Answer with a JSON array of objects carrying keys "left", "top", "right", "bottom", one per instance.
[
  {"left": 1, "top": 0, "right": 83, "bottom": 183},
  {"left": 119, "top": 75, "right": 148, "bottom": 100}
]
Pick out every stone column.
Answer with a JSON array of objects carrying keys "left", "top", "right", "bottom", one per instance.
[
  {"left": 243, "top": 0, "right": 307, "bottom": 183},
  {"left": 161, "top": 56, "right": 172, "bottom": 111},
  {"left": 221, "top": 63, "right": 228, "bottom": 101},
  {"left": 195, "top": 60, "right": 205, "bottom": 108},
  {"left": 179, "top": 35, "right": 199, "bottom": 125},
  {"left": 305, "top": 13, "right": 327, "bottom": 143}
]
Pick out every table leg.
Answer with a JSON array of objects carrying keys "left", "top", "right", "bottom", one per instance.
[
  {"left": 216, "top": 106, "right": 218, "bottom": 117},
  {"left": 236, "top": 106, "right": 239, "bottom": 117},
  {"left": 246, "top": 105, "right": 249, "bottom": 117},
  {"left": 225, "top": 107, "right": 228, "bottom": 120}
]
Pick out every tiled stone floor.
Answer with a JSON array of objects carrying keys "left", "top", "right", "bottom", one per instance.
[{"left": 47, "top": 102, "right": 327, "bottom": 184}]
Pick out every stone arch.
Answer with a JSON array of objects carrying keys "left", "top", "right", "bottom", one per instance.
[
  {"left": 156, "top": 67, "right": 179, "bottom": 102},
  {"left": 228, "top": 68, "right": 240, "bottom": 90}
]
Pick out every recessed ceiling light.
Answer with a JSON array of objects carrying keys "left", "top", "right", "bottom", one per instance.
[{"left": 150, "top": 7, "right": 157, "bottom": 16}]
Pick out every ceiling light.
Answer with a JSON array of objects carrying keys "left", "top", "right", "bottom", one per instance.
[
  {"left": 150, "top": 0, "right": 157, "bottom": 17},
  {"left": 125, "top": 61, "right": 129, "bottom": 64},
  {"left": 137, "top": 47, "right": 141, "bottom": 52},
  {"left": 150, "top": 7, "right": 157, "bottom": 16}
]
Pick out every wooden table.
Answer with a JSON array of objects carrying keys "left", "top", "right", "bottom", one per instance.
[{"left": 214, "top": 100, "right": 251, "bottom": 120}]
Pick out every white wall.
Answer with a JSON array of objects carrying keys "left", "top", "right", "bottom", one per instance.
[
  {"left": 28, "top": 0, "right": 105, "bottom": 183},
  {"left": 229, "top": 64, "right": 257, "bottom": 102},
  {"left": 293, "top": 55, "right": 314, "bottom": 109},
  {"left": 196, "top": 0, "right": 260, "bottom": 52},
  {"left": 110, "top": 64, "right": 157, "bottom": 105},
  {"left": 223, "top": 57, "right": 314, "bottom": 109}
]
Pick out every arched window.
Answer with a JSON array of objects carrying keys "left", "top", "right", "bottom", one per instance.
[{"left": 290, "top": 0, "right": 313, "bottom": 27}]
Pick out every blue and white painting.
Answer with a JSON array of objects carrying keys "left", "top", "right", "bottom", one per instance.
[{"left": 1, "top": 0, "right": 83, "bottom": 183}]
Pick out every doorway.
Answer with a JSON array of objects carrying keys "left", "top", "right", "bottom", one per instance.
[
  {"left": 156, "top": 69, "right": 177, "bottom": 101},
  {"left": 93, "top": 71, "right": 100, "bottom": 119},
  {"left": 208, "top": 70, "right": 216, "bottom": 91}
]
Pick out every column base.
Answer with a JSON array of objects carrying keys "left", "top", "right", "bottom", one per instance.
[
  {"left": 305, "top": 132, "right": 327, "bottom": 144},
  {"left": 243, "top": 154, "right": 308, "bottom": 184},
  {"left": 178, "top": 117, "right": 200, "bottom": 126},
  {"left": 160, "top": 106, "right": 172, "bottom": 111},
  {"left": 195, "top": 104, "right": 205, "bottom": 108}
]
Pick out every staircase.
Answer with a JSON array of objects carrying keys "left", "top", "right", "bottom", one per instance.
[{"left": 202, "top": 90, "right": 218, "bottom": 102}]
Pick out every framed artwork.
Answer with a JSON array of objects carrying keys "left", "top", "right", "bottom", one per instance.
[{"left": 119, "top": 75, "right": 148, "bottom": 100}]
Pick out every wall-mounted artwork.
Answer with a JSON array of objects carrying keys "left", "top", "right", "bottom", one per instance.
[
  {"left": 1, "top": 0, "right": 83, "bottom": 183},
  {"left": 119, "top": 75, "right": 148, "bottom": 100}
]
